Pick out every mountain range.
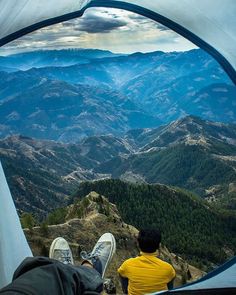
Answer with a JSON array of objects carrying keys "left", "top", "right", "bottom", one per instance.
[
  {"left": 1, "top": 116, "right": 236, "bottom": 216},
  {"left": 0, "top": 48, "right": 235, "bottom": 142},
  {"left": 1, "top": 48, "right": 236, "bottom": 274},
  {"left": 0, "top": 49, "right": 120, "bottom": 71},
  {"left": 0, "top": 132, "right": 134, "bottom": 215},
  {"left": 98, "top": 116, "right": 236, "bottom": 202}
]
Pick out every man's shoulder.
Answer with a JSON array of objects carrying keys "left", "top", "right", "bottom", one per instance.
[
  {"left": 156, "top": 257, "right": 173, "bottom": 266},
  {"left": 118, "top": 257, "right": 140, "bottom": 275},
  {"left": 122, "top": 256, "right": 140, "bottom": 265},
  {"left": 156, "top": 258, "right": 176, "bottom": 276}
]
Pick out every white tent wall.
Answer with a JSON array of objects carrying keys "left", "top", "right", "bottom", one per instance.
[
  {"left": 0, "top": 162, "right": 32, "bottom": 288},
  {"left": 0, "top": 0, "right": 236, "bottom": 84},
  {"left": 0, "top": 0, "right": 89, "bottom": 40},
  {"left": 151, "top": 256, "right": 236, "bottom": 294},
  {"left": 112, "top": 0, "right": 236, "bottom": 83},
  {"left": 0, "top": 0, "right": 236, "bottom": 290}
]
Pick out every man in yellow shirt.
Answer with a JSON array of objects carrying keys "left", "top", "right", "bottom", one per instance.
[{"left": 118, "top": 229, "right": 175, "bottom": 295}]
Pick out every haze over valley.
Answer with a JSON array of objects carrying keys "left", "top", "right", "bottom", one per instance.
[{"left": 0, "top": 48, "right": 235, "bottom": 142}]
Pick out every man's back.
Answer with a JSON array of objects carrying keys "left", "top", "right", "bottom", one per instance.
[{"left": 118, "top": 251, "right": 175, "bottom": 295}]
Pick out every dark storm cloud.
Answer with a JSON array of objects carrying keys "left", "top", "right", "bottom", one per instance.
[{"left": 75, "top": 14, "right": 127, "bottom": 33}]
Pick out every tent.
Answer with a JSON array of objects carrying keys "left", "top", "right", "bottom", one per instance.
[
  {"left": 0, "top": 162, "right": 32, "bottom": 288},
  {"left": 152, "top": 256, "right": 236, "bottom": 294},
  {"left": 0, "top": 0, "right": 236, "bottom": 84},
  {"left": 0, "top": 0, "right": 235, "bottom": 292}
]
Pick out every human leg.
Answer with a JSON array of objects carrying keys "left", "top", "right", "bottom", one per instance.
[
  {"left": 49, "top": 237, "right": 103, "bottom": 292},
  {"left": 0, "top": 233, "right": 116, "bottom": 295},
  {"left": 49, "top": 233, "right": 116, "bottom": 284},
  {"left": 0, "top": 256, "right": 84, "bottom": 295},
  {"left": 80, "top": 232, "right": 116, "bottom": 279}
]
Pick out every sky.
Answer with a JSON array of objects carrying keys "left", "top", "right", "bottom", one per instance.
[{"left": 0, "top": 7, "right": 197, "bottom": 56}]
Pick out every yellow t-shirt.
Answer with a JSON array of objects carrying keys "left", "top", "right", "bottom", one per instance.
[{"left": 118, "top": 252, "right": 175, "bottom": 295}]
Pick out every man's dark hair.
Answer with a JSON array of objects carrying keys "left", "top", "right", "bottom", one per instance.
[{"left": 137, "top": 229, "right": 161, "bottom": 253}]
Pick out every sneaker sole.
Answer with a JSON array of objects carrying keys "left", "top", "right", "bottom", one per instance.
[{"left": 100, "top": 233, "right": 116, "bottom": 278}]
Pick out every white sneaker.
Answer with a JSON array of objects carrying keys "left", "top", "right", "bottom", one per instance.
[
  {"left": 81, "top": 233, "right": 116, "bottom": 278},
  {"left": 49, "top": 237, "right": 74, "bottom": 265}
]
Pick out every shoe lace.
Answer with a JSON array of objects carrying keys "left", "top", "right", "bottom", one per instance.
[
  {"left": 92, "top": 243, "right": 104, "bottom": 257},
  {"left": 61, "top": 250, "right": 72, "bottom": 264},
  {"left": 81, "top": 243, "right": 104, "bottom": 260}
]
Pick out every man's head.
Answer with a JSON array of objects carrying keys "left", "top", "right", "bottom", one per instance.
[{"left": 137, "top": 229, "right": 161, "bottom": 253}]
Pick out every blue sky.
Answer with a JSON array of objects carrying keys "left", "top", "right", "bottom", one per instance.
[{"left": 0, "top": 8, "right": 197, "bottom": 55}]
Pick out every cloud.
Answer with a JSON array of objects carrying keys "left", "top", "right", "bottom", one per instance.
[
  {"left": 0, "top": 7, "right": 196, "bottom": 56},
  {"left": 73, "top": 12, "right": 127, "bottom": 34}
]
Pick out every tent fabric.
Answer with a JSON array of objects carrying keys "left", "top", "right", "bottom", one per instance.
[
  {"left": 0, "top": 0, "right": 236, "bottom": 291},
  {"left": 0, "top": 0, "right": 236, "bottom": 84},
  {"left": 0, "top": 0, "right": 89, "bottom": 44},
  {"left": 0, "top": 162, "right": 32, "bottom": 289},
  {"left": 151, "top": 256, "right": 236, "bottom": 294}
]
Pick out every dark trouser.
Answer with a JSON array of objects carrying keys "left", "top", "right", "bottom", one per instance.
[{"left": 0, "top": 257, "right": 103, "bottom": 295}]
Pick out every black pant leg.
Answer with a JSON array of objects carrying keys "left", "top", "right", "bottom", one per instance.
[{"left": 0, "top": 257, "right": 103, "bottom": 295}]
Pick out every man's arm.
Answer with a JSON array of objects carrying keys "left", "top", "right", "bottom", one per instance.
[
  {"left": 167, "top": 278, "right": 174, "bottom": 290},
  {"left": 119, "top": 275, "right": 128, "bottom": 294},
  {"left": 167, "top": 266, "right": 176, "bottom": 290},
  {"left": 118, "top": 260, "right": 130, "bottom": 294}
]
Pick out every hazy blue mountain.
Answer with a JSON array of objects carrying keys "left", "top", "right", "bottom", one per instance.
[
  {"left": 22, "top": 50, "right": 167, "bottom": 86},
  {"left": 121, "top": 50, "right": 234, "bottom": 123},
  {"left": 0, "top": 48, "right": 235, "bottom": 142},
  {"left": 23, "top": 49, "right": 231, "bottom": 89},
  {"left": 0, "top": 71, "right": 160, "bottom": 142},
  {"left": 184, "top": 83, "right": 236, "bottom": 122},
  {"left": 0, "top": 48, "right": 121, "bottom": 71}
]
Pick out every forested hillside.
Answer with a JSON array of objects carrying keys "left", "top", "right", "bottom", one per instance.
[
  {"left": 96, "top": 116, "right": 236, "bottom": 208},
  {"left": 97, "top": 144, "right": 236, "bottom": 196},
  {"left": 1, "top": 116, "right": 236, "bottom": 216},
  {"left": 73, "top": 179, "right": 236, "bottom": 266},
  {"left": 24, "top": 191, "right": 205, "bottom": 290}
]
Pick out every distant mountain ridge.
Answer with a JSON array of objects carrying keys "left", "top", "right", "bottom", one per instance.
[
  {"left": 0, "top": 48, "right": 235, "bottom": 142},
  {"left": 0, "top": 72, "right": 160, "bottom": 142},
  {"left": 0, "top": 48, "right": 121, "bottom": 71}
]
